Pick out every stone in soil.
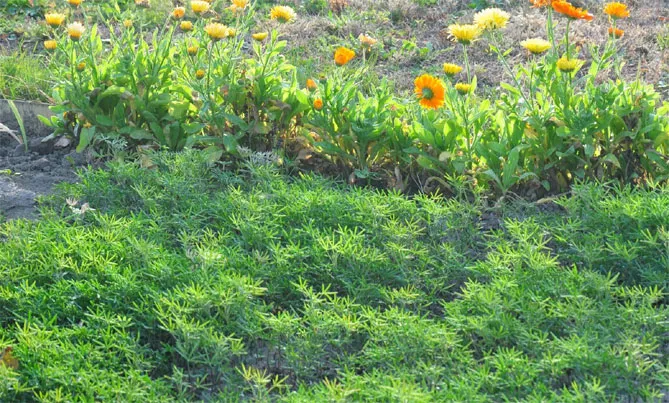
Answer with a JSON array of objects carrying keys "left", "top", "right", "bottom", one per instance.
[{"left": 0, "top": 135, "right": 86, "bottom": 220}]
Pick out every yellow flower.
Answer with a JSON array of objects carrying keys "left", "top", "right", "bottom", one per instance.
[
  {"left": 229, "top": 0, "right": 249, "bottom": 12},
  {"left": 414, "top": 74, "right": 445, "bottom": 109},
  {"left": 603, "top": 2, "right": 629, "bottom": 19},
  {"left": 196, "top": 69, "right": 206, "bottom": 79},
  {"left": 313, "top": 98, "right": 323, "bottom": 110},
  {"left": 448, "top": 24, "right": 480, "bottom": 45},
  {"left": 187, "top": 45, "right": 198, "bottom": 55},
  {"left": 252, "top": 32, "right": 268, "bottom": 41},
  {"left": 270, "top": 5, "right": 296, "bottom": 23},
  {"left": 520, "top": 38, "right": 551, "bottom": 55},
  {"left": 358, "top": 34, "right": 377, "bottom": 47},
  {"left": 180, "top": 21, "right": 194, "bottom": 31},
  {"left": 76, "top": 62, "right": 86, "bottom": 72},
  {"left": 455, "top": 82, "right": 472, "bottom": 95},
  {"left": 556, "top": 56, "right": 583, "bottom": 73},
  {"left": 43, "top": 40, "right": 57, "bottom": 51},
  {"left": 191, "top": 0, "right": 210, "bottom": 14},
  {"left": 205, "top": 23, "right": 230, "bottom": 41},
  {"left": 227, "top": 28, "right": 237, "bottom": 37},
  {"left": 67, "top": 0, "right": 82, "bottom": 7},
  {"left": 334, "top": 47, "right": 355, "bottom": 66},
  {"left": 67, "top": 22, "right": 85, "bottom": 41},
  {"left": 474, "top": 8, "right": 510, "bottom": 31},
  {"left": 45, "top": 13, "right": 66, "bottom": 28},
  {"left": 123, "top": 19, "right": 133, "bottom": 28},
  {"left": 442, "top": 63, "right": 463, "bottom": 76},
  {"left": 306, "top": 78, "right": 317, "bottom": 92},
  {"left": 172, "top": 7, "right": 185, "bottom": 19}
]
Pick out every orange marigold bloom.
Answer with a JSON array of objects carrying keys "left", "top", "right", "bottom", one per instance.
[
  {"left": 334, "top": 47, "right": 355, "bottom": 66},
  {"left": 313, "top": 98, "right": 324, "bottom": 110},
  {"left": 603, "top": 2, "right": 629, "bottom": 19},
  {"left": 552, "top": 1, "right": 593, "bottom": 21},
  {"left": 306, "top": 78, "right": 317, "bottom": 92},
  {"left": 530, "top": 0, "right": 551, "bottom": 7},
  {"left": 414, "top": 74, "right": 445, "bottom": 110},
  {"left": 608, "top": 26, "right": 624, "bottom": 38},
  {"left": 172, "top": 7, "right": 185, "bottom": 19}
]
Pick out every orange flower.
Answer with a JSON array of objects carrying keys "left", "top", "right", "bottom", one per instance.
[
  {"left": 552, "top": 1, "right": 593, "bottom": 21},
  {"left": 334, "top": 47, "right": 355, "bottom": 66},
  {"left": 172, "top": 7, "right": 185, "bottom": 19},
  {"left": 313, "top": 98, "right": 323, "bottom": 110},
  {"left": 608, "top": 26, "right": 624, "bottom": 38},
  {"left": 414, "top": 74, "right": 445, "bottom": 110},
  {"left": 306, "top": 78, "right": 317, "bottom": 92},
  {"left": 603, "top": 2, "right": 629, "bottom": 19}
]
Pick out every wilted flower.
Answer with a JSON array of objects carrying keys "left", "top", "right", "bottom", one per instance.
[
  {"left": 448, "top": 24, "right": 480, "bottom": 45},
  {"left": 67, "top": 22, "right": 85, "bottom": 41},
  {"left": 358, "top": 34, "right": 377, "bottom": 47},
  {"left": 552, "top": 1, "right": 593, "bottom": 21},
  {"left": 180, "top": 21, "right": 194, "bottom": 31},
  {"left": 474, "top": 8, "right": 510, "bottom": 31},
  {"left": 414, "top": 74, "right": 445, "bottom": 109},
  {"left": 43, "top": 40, "right": 57, "bottom": 51},
  {"left": 520, "top": 38, "right": 551, "bottom": 54},
  {"left": 455, "top": 82, "right": 472, "bottom": 95},
  {"left": 45, "top": 13, "right": 66, "bottom": 28},
  {"left": 313, "top": 98, "right": 323, "bottom": 110},
  {"left": 556, "top": 55, "right": 583, "bottom": 72},
  {"left": 252, "top": 32, "right": 268, "bottom": 41},
  {"left": 442, "top": 63, "right": 463, "bottom": 76},
  {"left": 334, "top": 47, "right": 355, "bottom": 66},
  {"left": 270, "top": 5, "right": 296, "bottom": 23},
  {"left": 172, "top": 7, "right": 185, "bottom": 19},
  {"left": 603, "top": 2, "right": 629, "bottom": 19}
]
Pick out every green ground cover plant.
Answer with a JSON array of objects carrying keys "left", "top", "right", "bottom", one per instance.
[{"left": 0, "top": 150, "right": 667, "bottom": 400}]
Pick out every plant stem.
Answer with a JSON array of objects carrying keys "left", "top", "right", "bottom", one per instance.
[{"left": 462, "top": 44, "right": 471, "bottom": 83}]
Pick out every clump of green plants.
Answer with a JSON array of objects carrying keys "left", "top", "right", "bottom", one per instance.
[
  {"left": 0, "top": 150, "right": 667, "bottom": 400},
  {"left": 0, "top": 50, "right": 53, "bottom": 102}
]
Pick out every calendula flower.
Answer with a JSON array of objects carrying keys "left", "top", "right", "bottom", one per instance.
[
  {"left": 187, "top": 45, "right": 198, "bottom": 55},
  {"left": 76, "top": 62, "right": 86, "bottom": 72},
  {"left": 205, "top": 23, "right": 230, "bottom": 41},
  {"left": 556, "top": 55, "right": 583, "bottom": 72},
  {"left": 552, "top": 1, "right": 593, "bottom": 21},
  {"left": 443, "top": 63, "right": 463, "bottom": 76},
  {"left": 180, "top": 21, "right": 193, "bottom": 31},
  {"left": 359, "top": 34, "right": 377, "bottom": 47},
  {"left": 448, "top": 24, "right": 480, "bottom": 45},
  {"left": 123, "top": 19, "right": 133, "bottom": 28},
  {"left": 191, "top": 0, "right": 210, "bottom": 14},
  {"left": 229, "top": 0, "right": 248, "bottom": 12},
  {"left": 520, "top": 38, "right": 551, "bottom": 54},
  {"left": 196, "top": 69, "right": 206, "bottom": 79},
  {"left": 270, "top": 5, "right": 296, "bottom": 23},
  {"left": 603, "top": 2, "right": 629, "bottom": 19},
  {"left": 414, "top": 74, "right": 445, "bottom": 109},
  {"left": 43, "top": 40, "right": 57, "bottom": 51},
  {"left": 45, "top": 13, "right": 66, "bottom": 28},
  {"left": 67, "top": 0, "right": 82, "bottom": 7},
  {"left": 306, "top": 78, "right": 317, "bottom": 91},
  {"left": 474, "top": 8, "right": 510, "bottom": 31},
  {"left": 313, "top": 98, "right": 323, "bottom": 110},
  {"left": 455, "top": 82, "right": 472, "bottom": 95},
  {"left": 334, "top": 47, "right": 355, "bottom": 66},
  {"left": 608, "top": 26, "right": 624, "bottom": 38},
  {"left": 172, "top": 7, "right": 185, "bottom": 19},
  {"left": 67, "top": 22, "right": 85, "bottom": 41},
  {"left": 252, "top": 32, "right": 268, "bottom": 41}
]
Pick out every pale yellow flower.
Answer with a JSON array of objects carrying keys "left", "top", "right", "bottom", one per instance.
[
  {"left": 270, "top": 5, "right": 296, "bottom": 23},
  {"left": 520, "top": 38, "right": 551, "bottom": 55},
  {"left": 448, "top": 24, "right": 480, "bottom": 45},
  {"left": 67, "top": 22, "right": 85, "bottom": 41},
  {"left": 45, "top": 13, "right": 66, "bottom": 28},
  {"left": 474, "top": 8, "right": 510, "bottom": 31}
]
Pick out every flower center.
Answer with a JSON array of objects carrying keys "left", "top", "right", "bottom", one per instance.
[{"left": 422, "top": 88, "right": 434, "bottom": 100}]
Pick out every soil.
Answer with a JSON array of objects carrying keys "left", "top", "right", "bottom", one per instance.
[{"left": 0, "top": 134, "right": 88, "bottom": 220}]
